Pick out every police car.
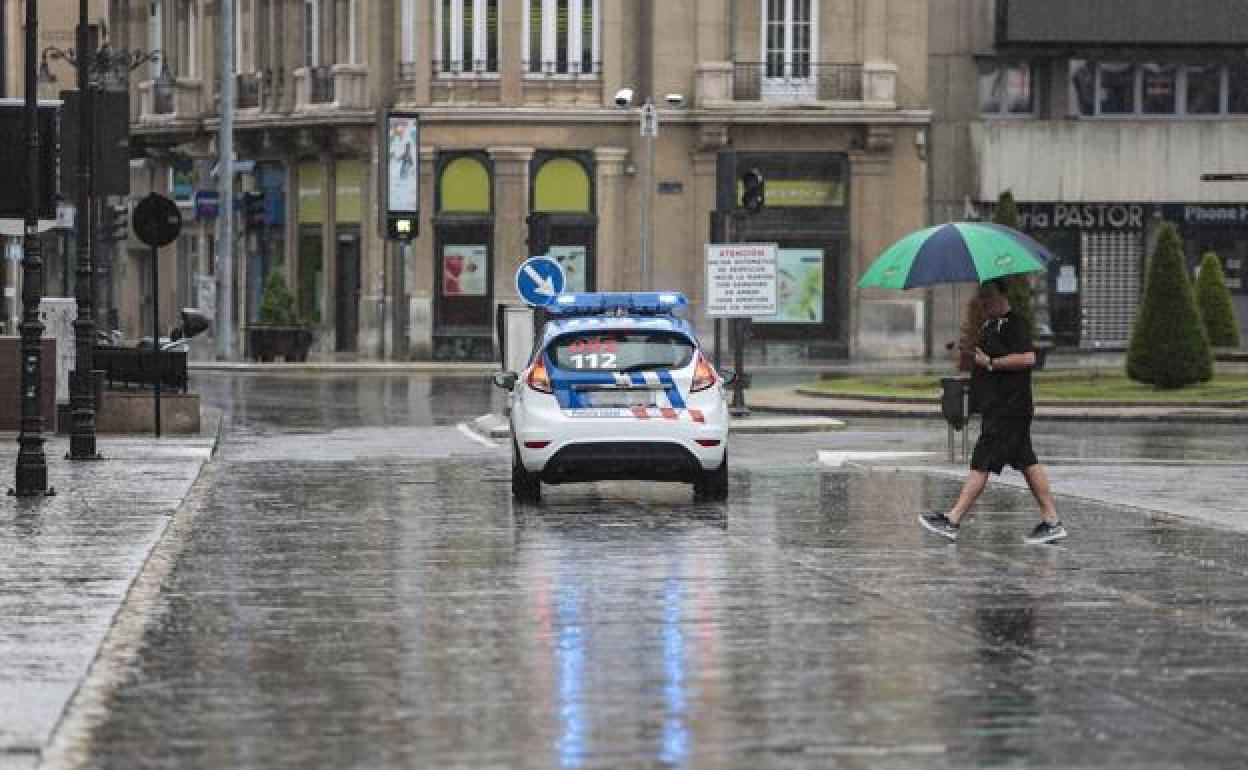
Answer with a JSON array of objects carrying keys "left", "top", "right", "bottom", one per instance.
[{"left": 493, "top": 292, "right": 735, "bottom": 504}]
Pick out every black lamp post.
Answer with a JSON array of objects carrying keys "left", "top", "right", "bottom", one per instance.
[
  {"left": 39, "top": 8, "right": 159, "bottom": 462},
  {"left": 12, "top": 0, "right": 50, "bottom": 497}
]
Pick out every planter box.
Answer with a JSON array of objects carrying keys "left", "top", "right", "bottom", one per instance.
[
  {"left": 97, "top": 389, "right": 200, "bottom": 434},
  {"left": 246, "top": 326, "right": 313, "bottom": 362}
]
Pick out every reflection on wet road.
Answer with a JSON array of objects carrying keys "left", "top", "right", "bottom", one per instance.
[{"left": 81, "top": 373, "right": 1248, "bottom": 768}]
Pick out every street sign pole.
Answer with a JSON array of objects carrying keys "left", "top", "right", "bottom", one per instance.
[{"left": 134, "top": 194, "right": 183, "bottom": 439}]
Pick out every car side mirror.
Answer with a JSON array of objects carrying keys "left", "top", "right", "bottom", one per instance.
[
  {"left": 493, "top": 371, "right": 519, "bottom": 390},
  {"left": 719, "top": 368, "right": 737, "bottom": 385}
]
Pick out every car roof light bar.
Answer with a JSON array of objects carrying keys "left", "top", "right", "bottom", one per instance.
[{"left": 547, "top": 292, "right": 689, "bottom": 317}]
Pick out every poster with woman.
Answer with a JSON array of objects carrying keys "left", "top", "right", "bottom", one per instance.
[
  {"left": 387, "top": 114, "right": 420, "bottom": 213},
  {"left": 442, "top": 245, "right": 488, "bottom": 296}
]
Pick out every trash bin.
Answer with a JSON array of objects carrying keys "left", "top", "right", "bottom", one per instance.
[
  {"left": 939, "top": 376, "right": 972, "bottom": 462},
  {"left": 939, "top": 376, "right": 970, "bottom": 430}
]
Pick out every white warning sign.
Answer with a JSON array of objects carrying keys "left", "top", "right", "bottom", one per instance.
[{"left": 705, "top": 243, "right": 778, "bottom": 318}]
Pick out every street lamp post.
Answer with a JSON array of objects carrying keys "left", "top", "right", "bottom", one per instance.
[
  {"left": 40, "top": 24, "right": 160, "bottom": 462},
  {"left": 12, "top": 0, "right": 50, "bottom": 496}
]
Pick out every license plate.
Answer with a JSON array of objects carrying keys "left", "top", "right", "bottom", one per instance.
[
  {"left": 587, "top": 390, "right": 655, "bottom": 408},
  {"left": 563, "top": 408, "right": 631, "bottom": 418}
]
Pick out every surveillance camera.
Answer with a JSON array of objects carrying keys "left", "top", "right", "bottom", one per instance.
[
  {"left": 665, "top": 93, "right": 685, "bottom": 107},
  {"left": 613, "top": 88, "right": 634, "bottom": 107}
]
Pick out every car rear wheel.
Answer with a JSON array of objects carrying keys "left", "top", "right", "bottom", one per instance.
[
  {"left": 693, "top": 455, "right": 728, "bottom": 502},
  {"left": 512, "top": 443, "right": 542, "bottom": 504}
]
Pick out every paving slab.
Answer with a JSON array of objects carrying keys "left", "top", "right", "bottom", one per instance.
[{"left": 0, "top": 433, "right": 215, "bottom": 768}]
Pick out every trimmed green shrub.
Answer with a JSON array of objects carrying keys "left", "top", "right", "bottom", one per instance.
[
  {"left": 1126, "top": 224, "right": 1213, "bottom": 388},
  {"left": 1195, "top": 251, "right": 1242, "bottom": 348},
  {"left": 991, "top": 190, "right": 1034, "bottom": 331},
  {"left": 258, "top": 272, "right": 298, "bottom": 326}
]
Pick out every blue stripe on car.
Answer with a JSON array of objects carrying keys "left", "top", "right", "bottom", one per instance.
[{"left": 657, "top": 370, "right": 686, "bottom": 409}]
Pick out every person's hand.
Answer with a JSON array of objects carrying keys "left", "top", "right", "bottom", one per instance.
[{"left": 973, "top": 347, "right": 991, "bottom": 369}]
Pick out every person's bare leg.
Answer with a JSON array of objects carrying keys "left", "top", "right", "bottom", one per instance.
[
  {"left": 948, "top": 470, "right": 989, "bottom": 525},
  {"left": 1021, "top": 464, "right": 1059, "bottom": 524}
]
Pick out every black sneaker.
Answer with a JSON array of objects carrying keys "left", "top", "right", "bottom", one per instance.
[
  {"left": 919, "top": 513, "right": 959, "bottom": 541},
  {"left": 1024, "top": 520, "right": 1068, "bottom": 544}
]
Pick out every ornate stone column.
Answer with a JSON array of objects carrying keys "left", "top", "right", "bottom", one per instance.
[
  {"left": 486, "top": 146, "right": 535, "bottom": 305},
  {"left": 593, "top": 146, "right": 630, "bottom": 291}
]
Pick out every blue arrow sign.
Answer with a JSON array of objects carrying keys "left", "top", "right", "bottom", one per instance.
[{"left": 516, "top": 256, "right": 566, "bottom": 307}]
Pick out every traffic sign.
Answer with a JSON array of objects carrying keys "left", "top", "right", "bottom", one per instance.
[
  {"left": 515, "top": 256, "right": 566, "bottom": 307},
  {"left": 133, "top": 193, "right": 182, "bottom": 248}
]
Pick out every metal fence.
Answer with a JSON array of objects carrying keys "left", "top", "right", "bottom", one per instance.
[{"left": 732, "top": 62, "right": 863, "bottom": 102}]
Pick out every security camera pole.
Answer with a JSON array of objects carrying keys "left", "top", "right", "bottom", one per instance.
[{"left": 639, "top": 99, "right": 657, "bottom": 291}]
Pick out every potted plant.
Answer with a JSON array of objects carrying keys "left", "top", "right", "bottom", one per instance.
[{"left": 247, "top": 272, "right": 313, "bottom": 362}]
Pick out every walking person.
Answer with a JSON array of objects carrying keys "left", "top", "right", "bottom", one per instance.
[{"left": 920, "top": 279, "right": 1067, "bottom": 544}]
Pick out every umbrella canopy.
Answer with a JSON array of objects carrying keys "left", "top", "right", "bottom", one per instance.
[{"left": 858, "top": 222, "right": 1055, "bottom": 290}]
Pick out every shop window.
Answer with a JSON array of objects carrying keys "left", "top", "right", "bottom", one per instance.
[
  {"left": 979, "top": 59, "right": 1035, "bottom": 115},
  {"left": 534, "top": 158, "right": 590, "bottom": 212},
  {"left": 1142, "top": 64, "right": 1177, "bottom": 114},
  {"left": 1186, "top": 65, "right": 1222, "bottom": 115},
  {"left": 1099, "top": 62, "right": 1136, "bottom": 114},
  {"left": 439, "top": 156, "right": 491, "bottom": 212},
  {"left": 1229, "top": 61, "right": 1248, "bottom": 114}
]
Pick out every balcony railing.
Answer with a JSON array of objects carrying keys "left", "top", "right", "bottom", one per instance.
[
  {"left": 237, "top": 72, "right": 261, "bottom": 109},
  {"left": 152, "top": 79, "right": 175, "bottom": 114},
  {"left": 310, "top": 65, "right": 334, "bottom": 104},
  {"left": 733, "top": 62, "right": 864, "bottom": 102}
]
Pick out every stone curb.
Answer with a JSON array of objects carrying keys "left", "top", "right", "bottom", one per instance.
[
  {"left": 750, "top": 389, "right": 1248, "bottom": 424},
  {"left": 793, "top": 385, "right": 1248, "bottom": 409},
  {"left": 190, "top": 361, "right": 495, "bottom": 374}
]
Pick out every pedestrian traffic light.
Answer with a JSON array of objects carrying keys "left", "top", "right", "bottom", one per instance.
[
  {"left": 741, "top": 168, "right": 765, "bottom": 212},
  {"left": 105, "top": 203, "right": 129, "bottom": 242},
  {"left": 526, "top": 212, "right": 551, "bottom": 256},
  {"left": 243, "top": 191, "right": 266, "bottom": 231},
  {"left": 387, "top": 214, "right": 417, "bottom": 241}
]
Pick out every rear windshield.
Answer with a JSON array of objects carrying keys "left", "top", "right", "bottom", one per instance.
[{"left": 548, "top": 330, "right": 695, "bottom": 372}]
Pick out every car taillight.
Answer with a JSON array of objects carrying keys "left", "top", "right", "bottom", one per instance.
[
  {"left": 526, "top": 358, "right": 553, "bottom": 393},
  {"left": 691, "top": 354, "right": 718, "bottom": 392}
]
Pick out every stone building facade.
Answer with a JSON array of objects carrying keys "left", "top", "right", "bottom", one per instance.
[
  {"left": 930, "top": 0, "right": 1248, "bottom": 349},
  {"left": 118, "top": 0, "right": 930, "bottom": 361}
]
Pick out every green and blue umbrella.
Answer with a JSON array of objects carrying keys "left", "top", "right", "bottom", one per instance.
[{"left": 858, "top": 222, "right": 1054, "bottom": 290}]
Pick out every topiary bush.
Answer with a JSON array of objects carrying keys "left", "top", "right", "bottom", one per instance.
[
  {"left": 1126, "top": 224, "right": 1213, "bottom": 388},
  {"left": 1195, "top": 251, "right": 1242, "bottom": 349},
  {"left": 258, "top": 272, "right": 298, "bottom": 326},
  {"left": 991, "top": 190, "right": 1034, "bottom": 331}
]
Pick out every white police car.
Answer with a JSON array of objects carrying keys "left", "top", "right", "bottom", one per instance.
[{"left": 493, "top": 292, "right": 734, "bottom": 504}]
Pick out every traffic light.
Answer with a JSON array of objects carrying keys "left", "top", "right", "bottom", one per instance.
[
  {"left": 104, "top": 203, "right": 129, "bottom": 242},
  {"left": 387, "top": 214, "right": 417, "bottom": 241},
  {"left": 243, "top": 191, "right": 266, "bottom": 231},
  {"left": 741, "top": 168, "right": 765, "bottom": 212},
  {"left": 526, "top": 212, "right": 551, "bottom": 256}
]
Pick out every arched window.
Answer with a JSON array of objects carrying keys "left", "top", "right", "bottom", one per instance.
[
  {"left": 533, "top": 157, "right": 591, "bottom": 213},
  {"left": 439, "top": 156, "right": 492, "bottom": 212}
]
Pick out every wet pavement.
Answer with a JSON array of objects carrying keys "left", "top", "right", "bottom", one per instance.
[{"left": 8, "top": 372, "right": 1248, "bottom": 769}]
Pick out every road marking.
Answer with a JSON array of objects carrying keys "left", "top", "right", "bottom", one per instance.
[
  {"left": 817, "top": 450, "right": 935, "bottom": 467},
  {"left": 457, "top": 422, "right": 499, "bottom": 449}
]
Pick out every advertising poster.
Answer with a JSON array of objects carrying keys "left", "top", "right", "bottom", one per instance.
[
  {"left": 442, "top": 244, "right": 488, "bottom": 296},
  {"left": 386, "top": 114, "right": 420, "bottom": 214},
  {"left": 548, "top": 245, "right": 587, "bottom": 292},
  {"left": 756, "top": 248, "right": 824, "bottom": 323}
]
